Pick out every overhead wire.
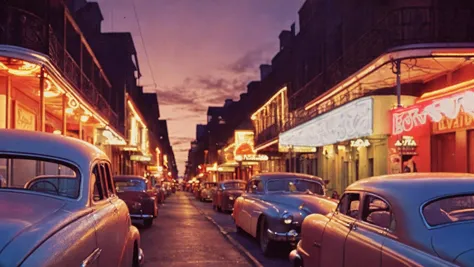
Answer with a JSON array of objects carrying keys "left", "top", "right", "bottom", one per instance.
[{"left": 130, "top": 0, "right": 158, "bottom": 89}]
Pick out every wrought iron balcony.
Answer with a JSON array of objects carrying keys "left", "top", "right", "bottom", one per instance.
[
  {"left": 0, "top": 4, "right": 120, "bottom": 131},
  {"left": 255, "top": 123, "right": 281, "bottom": 147},
  {"left": 287, "top": 6, "right": 474, "bottom": 131}
]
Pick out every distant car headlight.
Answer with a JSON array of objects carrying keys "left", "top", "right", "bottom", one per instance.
[
  {"left": 281, "top": 212, "right": 293, "bottom": 225},
  {"left": 229, "top": 195, "right": 235, "bottom": 200},
  {"left": 132, "top": 202, "right": 142, "bottom": 210}
]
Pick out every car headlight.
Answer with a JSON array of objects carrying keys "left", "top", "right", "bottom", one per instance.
[
  {"left": 281, "top": 212, "right": 293, "bottom": 225},
  {"left": 229, "top": 195, "right": 234, "bottom": 200}
]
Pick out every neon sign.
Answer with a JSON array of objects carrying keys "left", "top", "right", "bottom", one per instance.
[
  {"left": 395, "top": 136, "right": 417, "bottom": 155},
  {"left": 392, "top": 89, "right": 474, "bottom": 135},
  {"left": 235, "top": 154, "right": 269, "bottom": 162}
]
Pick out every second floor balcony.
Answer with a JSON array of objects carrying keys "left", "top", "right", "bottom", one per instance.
[{"left": 0, "top": 1, "right": 119, "bottom": 131}]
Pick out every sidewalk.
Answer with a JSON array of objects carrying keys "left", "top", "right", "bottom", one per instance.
[{"left": 139, "top": 192, "right": 252, "bottom": 267}]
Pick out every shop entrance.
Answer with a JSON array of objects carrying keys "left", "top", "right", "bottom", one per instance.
[{"left": 431, "top": 132, "right": 456, "bottom": 172}]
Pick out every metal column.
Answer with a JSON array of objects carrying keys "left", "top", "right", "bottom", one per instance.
[{"left": 39, "top": 67, "right": 45, "bottom": 132}]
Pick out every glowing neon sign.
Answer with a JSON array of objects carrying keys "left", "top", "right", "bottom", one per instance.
[{"left": 392, "top": 89, "right": 474, "bottom": 135}]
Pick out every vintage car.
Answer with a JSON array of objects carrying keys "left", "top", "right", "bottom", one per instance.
[
  {"left": 232, "top": 173, "right": 337, "bottom": 255},
  {"left": 200, "top": 181, "right": 218, "bottom": 202},
  {"left": 290, "top": 173, "right": 474, "bottom": 267},
  {"left": 0, "top": 129, "right": 144, "bottom": 266},
  {"left": 212, "top": 180, "right": 246, "bottom": 212},
  {"left": 154, "top": 183, "right": 166, "bottom": 204},
  {"left": 114, "top": 175, "right": 159, "bottom": 227}
]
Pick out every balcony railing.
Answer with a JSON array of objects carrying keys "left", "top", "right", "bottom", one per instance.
[
  {"left": 255, "top": 123, "right": 281, "bottom": 146},
  {"left": 286, "top": 6, "right": 474, "bottom": 131},
  {"left": 0, "top": 4, "right": 119, "bottom": 130}
]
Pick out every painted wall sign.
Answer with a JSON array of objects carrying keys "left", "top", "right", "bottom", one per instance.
[
  {"left": 350, "top": 139, "right": 371, "bottom": 148},
  {"left": 235, "top": 154, "right": 269, "bottom": 162},
  {"left": 14, "top": 101, "right": 36, "bottom": 131},
  {"left": 392, "top": 88, "right": 474, "bottom": 135},
  {"left": 433, "top": 112, "right": 474, "bottom": 134},
  {"left": 279, "top": 97, "right": 373, "bottom": 147}
]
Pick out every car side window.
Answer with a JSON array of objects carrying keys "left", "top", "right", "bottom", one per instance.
[
  {"left": 337, "top": 193, "right": 360, "bottom": 219},
  {"left": 248, "top": 180, "right": 263, "bottom": 194},
  {"left": 92, "top": 164, "right": 105, "bottom": 202},
  {"left": 101, "top": 163, "right": 115, "bottom": 197},
  {"left": 362, "top": 195, "right": 394, "bottom": 230}
]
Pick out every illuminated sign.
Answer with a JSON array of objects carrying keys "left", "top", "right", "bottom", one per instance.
[
  {"left": 130, "top": 155, "right": 152, "bottom": 162},
  {"left": 350, "top": 139, "right": 370, "bottom": 148},
  {"left": 235, "top": 154, "right": 269, "bottom": 162},
  {"left": 395, "top": 136, "right": 417, "bottom": 155},
  {"left": 147, "top": 166, "right": 158, "bottom": 172},
  {"left": 392, "top": 88, "right": 474, "bottom": 135},
  {"left": 279, "top": 97, "right": 373, "bottom": 147},
  {"left": 433, "top": 111, "right": 474, "bottom": 133},
  {"left": 278, "top": 145, "right": 317, "bottom": 153}
]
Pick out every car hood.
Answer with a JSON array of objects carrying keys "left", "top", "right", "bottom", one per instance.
[
  {"left": 266, "top": 193, "right": 338, "bottom": 215},
  {"left": 431, "top": 222, "right": 474, "bottom": 264}
]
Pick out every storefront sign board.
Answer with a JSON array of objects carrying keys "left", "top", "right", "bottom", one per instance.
[
  {"left": 279, "top": 97, "right": 373, "bottom": 147},
  {"left": 14, "top": 101, "right": 36, "bottom": 131},
  {"left": 433, "top": 112, "right": 474, "bottom": 134}
]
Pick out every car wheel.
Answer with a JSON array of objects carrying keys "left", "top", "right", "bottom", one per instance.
[
  {"left": 259, "top": 218, "right": 275, "bottom": 256},
  {"left": 143, "top": 218, "right": 153, "bottom": 228}
]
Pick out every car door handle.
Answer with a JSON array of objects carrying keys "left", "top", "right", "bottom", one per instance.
[{"left": 81, "top": 248, "right": 102, "bottom": 267}]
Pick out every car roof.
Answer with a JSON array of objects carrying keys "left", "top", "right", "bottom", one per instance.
[
  {"left": 221, "top": 179, "right": 246, "bottom": 184},
  {"left": 0, "top": 129, "right": 108, "bottom": 166},
  {"left": 114, "top": 175, "right": 147, "bottom": 181},
  {"left": 347, "top": 173, "right": 474, "bottom": 205},
  {"left": 253, "top": 172, "right": 324, "bottom": 182}
]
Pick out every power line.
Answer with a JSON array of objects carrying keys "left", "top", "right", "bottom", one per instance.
[{"left": 130, "top": 0, "right": 157, "bottom": 89}]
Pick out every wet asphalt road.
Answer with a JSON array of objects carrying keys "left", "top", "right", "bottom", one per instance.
[
  {"left": 190, "top": 193, "right": 291, "bottom": 267},
  {"left": 137, "top": 191, "right": 252, "bottom": 267}
]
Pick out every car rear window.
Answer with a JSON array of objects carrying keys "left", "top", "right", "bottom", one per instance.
[
  {"left": 114, "top": 179, "right": 146, "bottom": 192},
  {"left": 0, "top": 155, "right": 79, "bottom": 199},
  {"left": 422, "top": 195, "right": 474, "bottom": 226}
]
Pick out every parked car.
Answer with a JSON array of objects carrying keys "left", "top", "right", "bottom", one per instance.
[
  {"left": 154, "top": 184, "right": 166, "bottom": 204},
  {"left": 290, "top": 173, "right": 474, "bottom": 267},
  {"left": 200, "top": 181, "right": 217, "bottom": 202},
  {"left": 114, "top": 175, "right": 159, "bottom": 227},
  {"left": 213, "top": 180, "right": 246, "bottom": 212},
  {"left": 233, "top": 172, "right": 336, "bottom": 255},
  {"left": 0, "top": 129, "right": 144, "bottom": 266}
]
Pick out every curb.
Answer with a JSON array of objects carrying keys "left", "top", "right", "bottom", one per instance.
[{"left": 189, "top": 197, "right": 264, "bottom": 267}]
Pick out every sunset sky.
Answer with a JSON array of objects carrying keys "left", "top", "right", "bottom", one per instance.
[{"left": 97, "top": 0, "right": 304, "bottom": 175}]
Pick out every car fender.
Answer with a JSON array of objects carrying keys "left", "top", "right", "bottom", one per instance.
[
  {"left": 299, "top": 213, "right": 332, "bottom": 265},
  {"left": 119, "top": 224, "right": 142, "bottom": 267},
  {"left": 250, "top": 199, "right": 281, "bottom": 237}
]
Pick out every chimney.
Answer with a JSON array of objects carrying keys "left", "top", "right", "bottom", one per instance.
[
  {"left": 279, "top": 30, "right": 293, "bottom": 51},
  {"left": 224, "top": 99, "right": 234, "bottom": 107},
  {"left": 259, "top": 64, "right": 272, "bottom": 80}
]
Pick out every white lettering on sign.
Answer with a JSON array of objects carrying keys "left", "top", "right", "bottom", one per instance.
[
  {"left": 279, "top": 97, "right": 373, "bottom": 147},
  {"left": 350, "top": 139, "right": 370, "bottom": 148},
  {"left": 235, "top": 154, "right": 269, "bottom": 162},
  {"left": 395, "top": 136, "right": 417, "bottom": 147},
  {"left": 392, "top": 89, "right": 474, "bottom": 135}
]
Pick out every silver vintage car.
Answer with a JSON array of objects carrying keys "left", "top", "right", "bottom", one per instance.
[
  {"left": 0, "top": 129, "right": 144, "bottom": 267},
  {"left": 290, "top": 173, "right": 474, "bottom": 267},
  {"left": 232, "top": 173, "right": 337, "bottom": 256}
]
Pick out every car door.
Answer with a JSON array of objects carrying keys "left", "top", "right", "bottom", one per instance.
[
  {"left": 235, "top": 180, "right": 256, "bottom": 233},
  {"left": 344, "top": 193, "right": 390, "bottom": 267},
  {"left": 320, "top": 192, "right": 360, "bottom": 267},
  {"left": 90, "top": 163, "right": 121, "bottom": 267}
]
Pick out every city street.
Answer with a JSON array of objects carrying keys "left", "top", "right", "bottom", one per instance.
[{"left": 138, "top": 192, "right": 255, "bottom": 267}]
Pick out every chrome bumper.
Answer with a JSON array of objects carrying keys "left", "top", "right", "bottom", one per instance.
[
  {"left": 138, "top": 248, "right": 145, "bottom": 266},
  {"left": 267, "top": 229, "right": 299, "bottom": 242},
  {"left": 130, "top": 214, "right": 154, "bottom": 219},
  {"left": 289, "top": 249, "right": 302, "bottom": 267}
]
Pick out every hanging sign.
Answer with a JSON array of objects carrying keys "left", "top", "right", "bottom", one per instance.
[
  {"left": 350, "top": 139, "right": 370, "bottom": 148},
  {"left": 235, "top": 154, "right": 269, "bottom": 162}
]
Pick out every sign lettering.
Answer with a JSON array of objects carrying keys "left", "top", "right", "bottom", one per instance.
[
  {"left": 433, "top": 112, "right": 474, "bottom": 133},
  {"left": 350, "top": 139, "right": 370, "bottom": 148},
  {"left": 235, "top": 154, "right": 269, "bottom": 162}
]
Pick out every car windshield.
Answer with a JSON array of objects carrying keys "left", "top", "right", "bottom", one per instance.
[
  {"left": 0, "top": 155, "right": 79, "bottom": 199},
  {"left": 114, "top": 179, "right": 146, "bottom": 192},
  {"left": 267, "top": 178, "right": 324, "bottom": 195},
  {"left": 223, "top": 182, "right": 246, "bottom": 190},
  {"left": 422, "top": 194, "right": 474, "bottom": 227}
]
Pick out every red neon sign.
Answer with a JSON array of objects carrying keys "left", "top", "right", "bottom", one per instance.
[{"left": 392, "top": 88, "right": 474, "bottom": 135}]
